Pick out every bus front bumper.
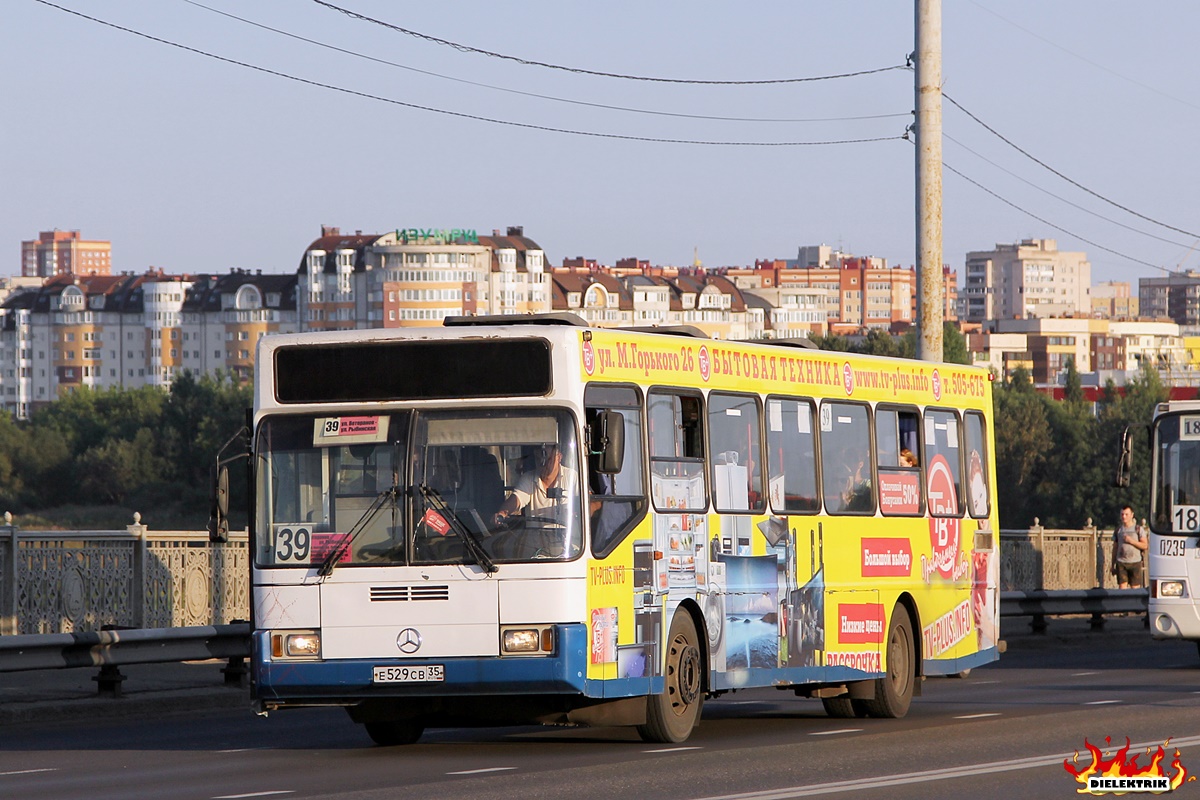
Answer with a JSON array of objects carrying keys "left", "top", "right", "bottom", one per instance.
[{"left": 252, "top": 624, "right": 589, "bottom": 704}]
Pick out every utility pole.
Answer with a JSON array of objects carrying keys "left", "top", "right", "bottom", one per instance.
[{"left": 915, "top": 0, "right": 944, "bottom": 362}]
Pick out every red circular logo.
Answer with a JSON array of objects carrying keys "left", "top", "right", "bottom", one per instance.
[
  {"left": 931, "top": 368, "right": 942, "bottom": 401},
  {"left": 842, "top": 362, "right": 854, "bottom": 396},
  {"left": 582, "top": 340, "right": 595, "bottom": 375},
  {"left": 698, "top": 346, "right": 711, "bottom": 381}
]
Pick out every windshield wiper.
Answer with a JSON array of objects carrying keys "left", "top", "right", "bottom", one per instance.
[
  {"left": 419, "top": 483, "right": 498, "bottom": 574},
  {"left": 316, "top": 486, "right": 400, "bottom": 578}
]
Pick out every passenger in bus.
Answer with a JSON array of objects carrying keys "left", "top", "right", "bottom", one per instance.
[
  {"left": 493, "top": 443, "right": 577, "bottom": 525},
  {"left": 899, "top": 448, "right": 918, "bottom": 468}
]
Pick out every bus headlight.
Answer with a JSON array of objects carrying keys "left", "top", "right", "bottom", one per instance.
[
  {"left": 501, "top": 626, "right": 554, "bottom": 655},
  {"left": 1157, "top": 580, "right": 1186, "bottom": 598},
  {"left": 271, "top": 630, "right": 322, "bottom": 659}
]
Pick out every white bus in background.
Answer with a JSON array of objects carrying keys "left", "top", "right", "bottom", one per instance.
[{"left": 1129, "top": 401, "right": 1200, "bottom": 653}]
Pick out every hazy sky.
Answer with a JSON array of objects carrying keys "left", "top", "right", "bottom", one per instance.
[{"left": 4, "top": 1, "right": 1199, "bottom": 286}]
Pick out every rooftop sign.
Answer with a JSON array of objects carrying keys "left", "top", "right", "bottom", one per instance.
[{"left": 396, "top": 228, "right": 478, "bottom": 245}]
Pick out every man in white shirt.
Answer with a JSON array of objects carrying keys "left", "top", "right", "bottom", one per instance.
[{"left": 494, "top": 444, "right": 577, "bottom": 525}]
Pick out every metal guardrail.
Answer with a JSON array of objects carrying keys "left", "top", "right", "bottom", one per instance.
[
  {"left": 1000, "top": 588, "right": 1148, "bottom": 633},
  {"left": 0, "top": 622, "right": 251, "bottom": 695}
]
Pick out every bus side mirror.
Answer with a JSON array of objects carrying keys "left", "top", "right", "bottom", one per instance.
[
  {"left": 597, "top": 410, "right": 625, "bottom": 474},
  {"left": 209, "top": 465, "right": 230, "bottom": 542},
  {"left": 1114, "top": 426, "right": 1133, "bottom": 489}
]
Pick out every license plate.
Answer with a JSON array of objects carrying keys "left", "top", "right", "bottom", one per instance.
[{"left": 372, "top": 664, "right": 445, "bottom": 683}]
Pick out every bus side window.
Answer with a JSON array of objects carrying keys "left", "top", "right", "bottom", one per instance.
[
  {"left": 924, "top": 408, "right": 964, "bottom": 517},
  {"left": 876, "top": 407, "right": 921, "bottom": 468},
  {"left": 765, "top": 397, "right": 819, "bottom": 514},
  {"left": 820, "top": 401, "right": 874, "bottom": 515},
  {"left": 648, "top": 390, "right": 707, "bottom": 512},
  {"left": 708, "top": 392, "right": 764, "bottom": 513},
  {"left": 585, "top": 387, "right": 648, "bottom": 557},
  {"left": 964, "top": 411, "right": 990, "bottom": 519}
]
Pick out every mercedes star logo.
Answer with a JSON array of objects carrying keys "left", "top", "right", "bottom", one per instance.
[{"left": 396, "top": 627, "right": 422, "bottom": 654}]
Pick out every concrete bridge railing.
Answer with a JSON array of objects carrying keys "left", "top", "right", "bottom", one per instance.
[
  {"left": 0, "top": 514, "right": 247, "bottom": 636},
  {"left": 0, "top": 514, "right": 1135, "bottom": 635},
  {"left": 1000, "top": 519, "right": 1143, "bottom": 592}
]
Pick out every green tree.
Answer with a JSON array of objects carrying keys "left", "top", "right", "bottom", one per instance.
[{"left": 992, "top": 377, "right": 1053, "bottom": 527}]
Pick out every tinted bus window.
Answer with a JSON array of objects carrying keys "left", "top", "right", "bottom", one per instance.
[
  {"left": 648, "top": 391, "right": 706, "bottom": 513},
  {"left": 820, "top": 401, "right": 874, "bottom": 514},
  {"left": 924, "top": 408, "right": 963, "bottom": 517},
  {"left": 964, "top": 412, "right": 991, "bottom": 519},
  {"left": 585, "top": 384, "right": 648, "bottom": 557},
  {"left": 709, "top": 392, "right": 764, "bottom": 513},
  {"left": 765, "top": 397, "right": 819, "bottom": 514}
]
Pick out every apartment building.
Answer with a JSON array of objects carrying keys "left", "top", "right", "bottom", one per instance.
[
  {"left": 1139, "top": 270, "right": 1200, "bottom": 326},
  {"left": 0, "top": 269, "right": 297, "bottom": 418},
  {"left": 21, "top": 230, "right": 112, "bottom": 278},
  {"left": 971, "top": 317, "right": 1187, "bottom": 384},
  {"left": 962, "top": 238, "right": 1090, "bottom": 322},
  {"left": 1092, "top": 280, "right": 1138, "bottom": 319},
  {"left": 297, "top": 225, "right": 549, "bottom": 331}
]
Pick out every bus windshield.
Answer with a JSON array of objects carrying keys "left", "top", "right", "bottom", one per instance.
[
  {"left": 255, "top": 408, "right": 583, "bottom": 568},
  {"left": 1153, "top": 413, "right": 1200, "bottom": 533}
]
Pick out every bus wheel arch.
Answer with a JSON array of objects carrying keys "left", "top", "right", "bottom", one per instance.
[
  {"left": 862, "top": 598, "right": 918, "bottom": 719},
  {"left": 638, "top": 601, "right": 706, "bottom": 743}
]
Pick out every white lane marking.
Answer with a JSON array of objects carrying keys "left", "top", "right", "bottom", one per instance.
[
  {"left": 1071, "top": 671, "right": 1099, "bottom": 676},
  {"left": 1084, "top": 700, "right": 1121, "bottom": 705},
  {"left": 446, "top": 767, "right": 517, "bottom": 775},
  {"left": 967, "top": 680, "right": 999, "bottom": 685},
  {"left": 645, "top": 746, "right": 703, "bottom": 753},
  {"left": 809, "top": 729, "right": 862, "bottom": 736},
  {"left": 212, "top": 793, "right": 294, "bottom": 799},
  {"left": 954, "top": 713, "right": 1001, "bottom": 719},
  {"left": 0, "top": 769, "right": 57, "bottom": 776},
  {"left": 690, "top": 735, "right": 1200, "bottom": 800},
  {"left": 214, "top": 748, "right": 272, "bottom": 754}
]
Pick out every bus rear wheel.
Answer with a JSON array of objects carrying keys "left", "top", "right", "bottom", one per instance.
[
  {"left": 638, "top": 611, "right": 704, "bottom": 743},
  {"left": 364, "top": 720, "right": 425, "bottom": 746},
  {"left": 821, "top": 696, "right": 869, "bottom": 718},
  {"left": 861, "top": 607, "right": 916, "bottom": 719}
]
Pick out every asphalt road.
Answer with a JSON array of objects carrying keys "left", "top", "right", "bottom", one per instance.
[{"left": 2, "top": 617, "right": 1197, "bottom": 800}]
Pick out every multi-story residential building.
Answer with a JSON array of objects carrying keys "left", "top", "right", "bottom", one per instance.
[
  {"left": 971, "top": 317, "right": 1188, "bottom": 385},
  {"left": 0, "top": 269, "right": 297, "bottom": 418},
  {"left": 739, "top": 286, "right": 830, "bottom": 339},
  {"left": 1092, "top": 280, "right": 1138, "bottom": 319},
  {"left": 1109, "top": 320, "right": 1190, "bottom": 378},
  {"left": 744, "top": 256, "right": 915, "bottom": 333},
  {"left": 21, "top": 230, "right": 112, "bottom": 278},
  {"left": 962, "top": 238, "right": 1090, "bottom": 322},
  {"left": 297, "top": 225, "right": 549, "bottom": 330},
  {"left": 552, "top": 271, "right": 634, "bottom": 329},
  {"left": 1139, "top": 270, "right": 1200, "bottom": 326}
]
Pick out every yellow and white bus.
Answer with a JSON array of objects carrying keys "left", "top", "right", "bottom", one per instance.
[{"left": 249, "top": 314, "right": 1000, "bottom": 744}]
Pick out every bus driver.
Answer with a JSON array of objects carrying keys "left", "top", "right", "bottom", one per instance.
[{"left": 493, "top": 443, "right": 577, "bottom": 526}]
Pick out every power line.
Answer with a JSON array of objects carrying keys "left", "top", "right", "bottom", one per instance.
[
  {"left": 182, "top": 0, "right": 910, "bottom": 125},
  {"left": 313, "top": 0, "right": 910, "bottom": 86},
  {"left": 967, "top": 0, "right": 1200, "bottom": 114},
  {"left": 943, "top": 132, "right": 1191, "bottom": 250},
  {"left": 34, "top": 0, "right": 908, "bottom": 148},
  {"left": 945, "top": 92, "right": 1200, "bottom": 240},
  {"left": 942, "top": 158, "right": 1169, "bottom": 273}
]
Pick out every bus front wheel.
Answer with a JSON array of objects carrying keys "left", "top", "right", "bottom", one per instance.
[
  {"left": 638, "top": 611, "right": 704, "bottom": 743},
  {"left": 862, "top": 607, "right": 916, "bottom": 719},
  {"left": 364, "top": 720, "right": 425, "bottom": 746}
]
